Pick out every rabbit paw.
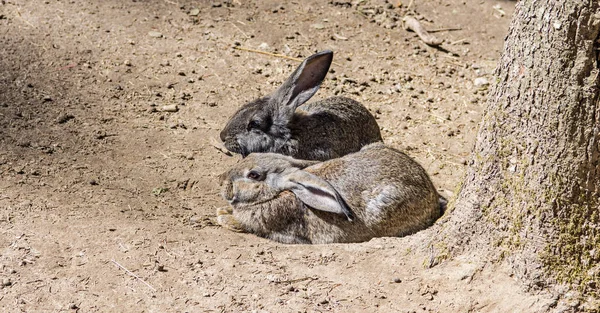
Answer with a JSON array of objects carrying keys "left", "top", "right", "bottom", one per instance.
[{"left": 216, "top": 206, "right": 245, "bottom": 233}]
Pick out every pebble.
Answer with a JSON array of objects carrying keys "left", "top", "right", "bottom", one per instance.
[
  {"left": 161, "top": 105, "right": 178, "bottom": 112},
  {"left": 393, "top": 277, "right": 402, "bottom": 283},
  {"left": 2, "top": 278, "right": 11, "bottom": 287},
  {"left": 333, "top": 33, "right": 348, "bottom": 41},
  {"left": 473, "top": 77, "right": 489, "bottom": 87},
  {"left": 57, "top": 113, "right": 74, "bottom": 124},
  {"left": 148, "top": 31, "right": 163, "bottom": 38},
  {"left": 189, "top": 215, "right": 202, "bottom": 224},
  {"left": 189, "top": 8, "right": 200, "bottom": 16},
  {"left": 257, "top": 42, "right": 269, "bottom": 51}
]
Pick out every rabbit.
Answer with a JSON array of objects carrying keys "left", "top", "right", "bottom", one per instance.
[
  {"left": 217, "top": 142, "right": 442, "bottom": 244},
  {"left": 219, "top": 50, "right": 382, "bottom": 161}
]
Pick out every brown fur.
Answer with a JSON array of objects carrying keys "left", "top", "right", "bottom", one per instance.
[{"left": 219, "top": 143, "right": 441, "bottom": 244}]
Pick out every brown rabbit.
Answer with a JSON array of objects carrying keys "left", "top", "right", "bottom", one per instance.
[
  {"left": 217, "top": 143, "right": 443, "bottom": 244},
  {"left": 219, "top": 50, "right": 382, "bottom": 161}
]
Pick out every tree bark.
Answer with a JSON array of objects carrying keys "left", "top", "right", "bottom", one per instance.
[{"left": 435, "top": 0, "right": 600, "bottom": 300}]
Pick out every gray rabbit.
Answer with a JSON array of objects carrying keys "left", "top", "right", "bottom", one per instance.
[
  {"left": 217, "top": 143, "right": 443, "bottom": 244},
  {"left": 219, "top": 50, "right": 382, "bottom": 161}
]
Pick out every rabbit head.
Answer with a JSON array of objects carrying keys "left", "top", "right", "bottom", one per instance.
[
  {"left": 219, "top": 153, "right": 354, "bottom": 221},
  {"left": 219, "top": 51, "right": 334, "bottom": 157}
]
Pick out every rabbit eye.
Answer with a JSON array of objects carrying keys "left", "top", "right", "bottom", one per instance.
[
  {"left": 246, "top": 170, "right": 262, "bottom": 180},
  {"left": 247, "top": 120, "right": 261, "bottom": 130}
]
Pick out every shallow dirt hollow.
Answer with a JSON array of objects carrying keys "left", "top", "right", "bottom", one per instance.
[{"left": 0, "top": 0, "right": 560, "bottom": 312}]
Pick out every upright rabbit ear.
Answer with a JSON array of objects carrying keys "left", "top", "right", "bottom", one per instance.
[
  {"left": 271, "top": 50, "right": 333, "bottom": 123},
  {"left": 275, "top": 169, "right": 354, "bottom": 221}
]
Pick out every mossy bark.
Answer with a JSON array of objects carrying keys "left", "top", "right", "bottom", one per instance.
[{"left": 435, "top": 0, "right": 600, "bottom": 301}]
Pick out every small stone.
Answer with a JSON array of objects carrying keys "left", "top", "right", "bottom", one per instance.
[
  {"left": 393, "top": 278, "right": 402, "bottom": 283},
  {"left": 69, "top": 303, "right": 78, "bottom": 310},
  {"left": 157, "top": 264, "right": 167, "bottom": 272},
  {"left": 312, "top": 23, "right": 326, "bottom": 30},
  {"left": 57, "top": 113, "right": 75, "bottom": 124},
  {"left": 89, "top": 179, "right": 98, "bottom": 185},
  {"left": 189, "top": 8, "right": 200, "bottom": 16},
  {"left": 148, "top": 31, "right": 163, "bottom": 38},
  {"left": 189, "top": 215, "right": 203, "bottom": 224},
  {"left": 2, "top": 278, "right": 11, "bottom": 287},
  {"left": 319, "top": 299, "right": 329, "bottom": 304},
  {"left": 257, "top": 42, "right": 269, "bottom": 51},
  {"left": 124, "top": 60, "right": 132, "bottom": 66},
  {"left": 553, "top": 22, "right": 561, "bottom": 30},
  {"left": 333, "top": 33, "right": 348, "bottom": 41},
  {"left": 161, "top": 105, "right": 178, "bottom": 112},
  {"left": 473, "top": 77, "right": 489, "bottom": 87},
  {"left": 43, "top": 95, "right": 53, "bottom": 102}
]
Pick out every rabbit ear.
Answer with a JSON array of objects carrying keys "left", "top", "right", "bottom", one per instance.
[
  {"left": 271, "top": 50, "right": 333, "bottom": 123},
  {"left": 276, "top": 169, "right": 354, "bottom": 221}
]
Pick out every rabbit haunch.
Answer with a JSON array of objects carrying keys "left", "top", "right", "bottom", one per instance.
[
  {"left": 219, "top": 50, "right": 382, "bottom": 161},
  {"left": 219, "top": 143, "right": 441, "bottom": 244}
]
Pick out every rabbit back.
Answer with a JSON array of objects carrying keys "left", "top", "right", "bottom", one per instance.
[
  {"left": 225, "top": 143, "right": 440, "bottom": 244},
  {"left": 288, "top": 96, "right": 383, "bottom": 160}
]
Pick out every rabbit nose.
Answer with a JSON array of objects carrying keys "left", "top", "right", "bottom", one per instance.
[{"left": 219, "top": 129, "right": 228, "bottom": 142}]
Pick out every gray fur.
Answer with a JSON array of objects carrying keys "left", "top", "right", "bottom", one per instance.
[
  {"left": 218, "top": 143, "right": 442, "bottom": 244},
  {"left": 219, "top": 50, "right": 382, "bottom": 161}
]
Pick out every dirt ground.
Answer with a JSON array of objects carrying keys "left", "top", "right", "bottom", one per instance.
[{"left": 0, "top": 0, "right": 566, "bottom": 312}]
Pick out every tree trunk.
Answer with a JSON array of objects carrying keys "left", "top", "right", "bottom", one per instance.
[{"left": 435, "top": 0, "right": 600, "bottom": 301}]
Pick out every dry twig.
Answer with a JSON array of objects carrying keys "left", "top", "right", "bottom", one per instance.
[
  {"left": 210, "top": 137, "right": 233, "bottom": 156},
  {"left": 111, "top": 259, "right": 157, "bottom": 292},
  {"left": 275, "top": 276, "right": 318, "bottom": 284},
  {"left": 403, "top": 16, "right": 443, "bottom": 46},
  {"left": 428, "top": 27, "right": 462, "bottom": 33},
  {"left": 233, "top": 46, "right": 303, "bottom": 62}
]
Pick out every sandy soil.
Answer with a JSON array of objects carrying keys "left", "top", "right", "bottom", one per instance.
[{"left": 0, "top": 0, "right": 564, "bottom": 312}]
